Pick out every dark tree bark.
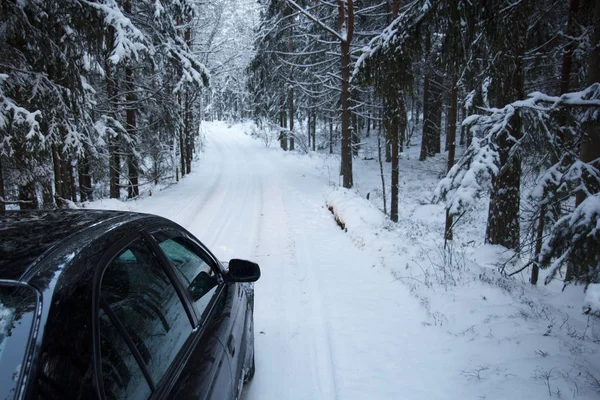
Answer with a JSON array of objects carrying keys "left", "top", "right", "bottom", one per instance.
[
  {"left": 338, "top": 0, "right": 354, "bottom": 188},
  {"left": 18, "top": 183, "right": 37, "bottom": 210},
  {"left": 532, "top": 0, "right": 581, "bottom": 285},
  {"left": 307, "top": 108, "right": 311, "bottom": 150},
  {"left": 560, "top": 0, "right": 580, "bottom": 95},
  {"left": 0, "top": 157, "right": 5, "bottom": 212},
  {"left": 386, "top": 99, "right": 400, "bottom": 222},
  {"left": 444, "top": 76, "right": 458, "bottom": 243},
  {"left": 566, "top": 0, "right": 600, "bottom": 282},
  {"left": 485, "top": 113, "right": 522, "bottom": 250},
  {"left": 125, "top": 62, "right": 139, "bottom": 198},
  {"left": 61, "top": 156, "right": 72, "bottom": 202},
  {"left": 52, "top": 144, "right": 63, "bottom": 200},
  {"left": 419, "top": 73, "right": 431, "bottom": 161},
  {"left": 431, "top": 76, "right": 443, "bottom": 154},
  {"left": 312, "top": 109, "right": 316, "bottom": 151},
  {"left": 68, "top": 159, "right": 77, "bottom": 202},
  {"left": 78, "top": 154, "right": 92, "bottom": 202},
  {"left": 377, "top": 117, "right": 387, "bottom": 215},
  {"left": 123, "top": 0, "right": 138, "bottom": 198},
  {"left": 289, "top": 87, "right": 295, "bottom": 150},
  {"left": 484, "top": 4, "right": 527, "bottom": 251},
  {"left": 279, "top": 94, "right": 288, "bottom": 151},
  {"left": 105, "top": 56, "right": 120, "bottom": 199}
]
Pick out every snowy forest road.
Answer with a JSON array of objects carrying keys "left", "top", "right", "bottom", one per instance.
[{"left": 130, "top": 122, "right": 442, "bottom": 400}]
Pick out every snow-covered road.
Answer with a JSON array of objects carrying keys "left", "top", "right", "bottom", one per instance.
[
  {"left": 120, "top": 122, "right": 441, "bottom": 399},
  {"left": 87, "top": 122, "right": 600, "bottom": 400}
]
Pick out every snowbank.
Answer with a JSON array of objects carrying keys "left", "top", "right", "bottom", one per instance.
[
  {"left": 585, "top": 284, "right": 600, "bottom": 316},
  {"left": 324, "top": 187, "right": 387, "bottom": 247}
]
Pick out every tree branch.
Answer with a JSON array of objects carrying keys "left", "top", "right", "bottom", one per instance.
[{"left": 286, "top": 0, "right": 344, "bottom": 42}]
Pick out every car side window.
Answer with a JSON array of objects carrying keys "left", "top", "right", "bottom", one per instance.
[
  {"left": 156, "top": 236, "right": 219, "bottom": 317},
  {"left": 98, "top": 308, "right": 151, "bottom": 400},
  {"left": 99, "top": 239, "right": 192, "bottom": 397}
]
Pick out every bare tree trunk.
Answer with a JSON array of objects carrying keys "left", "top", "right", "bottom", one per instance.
[
  {"left": 566, "top": 0, "right": 600, "bottom": 282},
  {"left": 279, "top": 94, "right": 288, "bottom": 151},
  {"left": 105, "top": 53, "right": 120, "bottom": 199},
  {"left": 123, "top": 1, "right": 138, "bottom": 198},
  {"left": 338, "top": 0, "right": 354, "bottom": 188},
  {"left": 312, "top": 108, "right": 316, "bottom": 151},
  {"left": 419, "top": 31, "right": 432, "bottom": 161},
  {"left": 289, "top": 87, "right": 295, "bottom": 150},
  {"left": 444, "top": 76, "right": 458, "bottom": 244},
  {"left": 52, "top": 144, "right": 63, "bottom": 200},
  {"left": 329, "top": 116, "right": 333, "bottom": 154},
  {"left": 560, "top": 0, "right": 580, "bottom": 95},
  {"left": 0, "top": 157, "right": 5, "bottom": 212},
  {"left": 431, "top": 76, "right": 443, "bottom": 154},
  {"left": 307, "top": 107, "right": 311, "bottom": 150},
  {"left": 125, "top": 62, "right": 139, "bottom": 198},
  {"left": 485, "top": 117, "right": 522, "bottom": 250},
  {"left": 388, "top": 100, "right": 400, "bottom": 222},
  {"left": 532, "top": 0, "right": 581, "bottom": 285},
  {"left": 18, "top": 183, "right": 37, "bottom": 210},
  {"left": 377, "top": 118, "right": 387, "bottom": 215},
  {"left": 78, "top": 154, "right": 92, "bottom": 202}
]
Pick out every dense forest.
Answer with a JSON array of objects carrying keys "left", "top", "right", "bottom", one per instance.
[{"left": 1, "top": 0, "right": 599, "bottom": 287}]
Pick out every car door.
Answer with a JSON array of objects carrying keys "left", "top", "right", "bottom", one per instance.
[
  {"left": 94, "top": 234, "right": 231, "bottom": 400},
  {"left": 147, "top": 228, "right": 235, "bottom": 400}
]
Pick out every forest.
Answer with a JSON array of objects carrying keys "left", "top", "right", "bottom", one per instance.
[{"left": 1, "top": 0, "right": 599, "bottom": 291}]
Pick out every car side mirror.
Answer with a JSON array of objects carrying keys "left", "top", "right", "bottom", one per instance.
[{"left": 227, "top": 259, "right": 261, "bottom": 282}]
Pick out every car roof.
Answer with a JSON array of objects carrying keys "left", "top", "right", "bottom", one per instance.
[{"left": 0, "top": 210, "right": 146, "bottom": 281}]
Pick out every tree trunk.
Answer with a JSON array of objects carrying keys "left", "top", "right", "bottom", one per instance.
[
  {"left": 329, "top": 117, "right": 333, "bottom": 154},
  {"left": 338, "top": 0, "right": 354, "bottom": 188},
  {"left": 377, "top": 117, "right": 387, "bottom": 215},
  {"left": 289, "top": 87, "right": 295, "bottom": 150},
  {"left": 185, "top": 91, "right": 193, "bottom": 175},
  {"left": 0, "top": 156, "right": 5, "bottom": 212},
  {"left": 312, "top": 108, "right": 316, "bottom": 151},
  {"left": 352, "top": 107, "right": 359, "bottom": 156},
  {"left": 485, "top": 113, "right": 522, "bottom": 250},
  {"left": 307, "top": 108, "right": 311, "bottom": 150},
  {"left": 125, "top": 62, "right": 139, "bottom": 198},
  {"left": 419, "top": 73, "right": 431, "bottom": 161},
  {"left": 566, "top": 0, "right": 600, "bottom": 282},
  {"left": 532, "top": 0, "right": 581, "bottom": 284},
  {"left": 388, "top": 99, "right": 400, "bottom": 222},
  {"left": 279, "top": 94, "right": 288, "bottom": 151},
  {"left": 18, "top": 182, "right": 37, "bottom": 210},
  {"left": 432, "top": 77, "right": 443, "bottom": 154},
  {"left": 180, "top": 127, "right": 186, "bottom": 178},
  {"left": 419, "top": 32, "right": 432, "bottom": 161},
  {"left": 105, "top": 57, "right": 120, "bottom": 199},
  {"left": 78, "top": 154, "right": 92, "bottom": 202},
  {"left": 444, "top": 76, "right": 458, "bottom": 243},
  {"left": 60, "top": 155, "right": 72, "bottom": 203},
  {"left": 52, "top": 144, "right": 63, "bottom": 200},
  {"left": 485, "top": 12, "right": 526, "bottom": 251},
  {"left": 69, "top": 160, "right": 77, "bottom": 202},
  {"left": 560, "top": 0, "right": 580, "bottom": 95}
]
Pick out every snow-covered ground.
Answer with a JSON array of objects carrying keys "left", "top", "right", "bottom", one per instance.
[{"left": 84, "top": 121, "right": 600, "bottom": 400}]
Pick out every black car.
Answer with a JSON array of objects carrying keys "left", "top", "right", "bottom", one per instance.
[{"left": 0, "top": 210, "right": 260, "bottom": 400}]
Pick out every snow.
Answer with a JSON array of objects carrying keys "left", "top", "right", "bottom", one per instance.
[
  {"left": 585, "top": 285, "right": 600, "bottom": 315},
  {"left": 84, "top": 121, "right": 600, "bottom": 400}
]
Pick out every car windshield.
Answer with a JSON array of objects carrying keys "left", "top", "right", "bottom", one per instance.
[{"left": 0, "top": 284, "right": 37, "bottom": 400}]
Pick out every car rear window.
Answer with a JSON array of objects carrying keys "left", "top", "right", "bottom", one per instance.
[{"left": 0, "top": 284, "right": 38, "bottom": 400}]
